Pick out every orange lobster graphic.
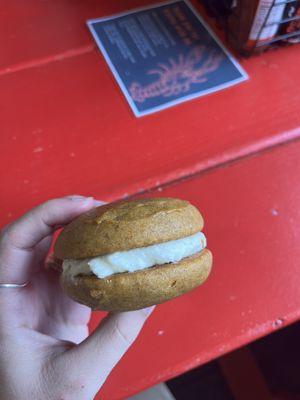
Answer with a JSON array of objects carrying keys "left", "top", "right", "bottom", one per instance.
[{"left": 129, "top": 46, "right": 223, "bottom": 103}]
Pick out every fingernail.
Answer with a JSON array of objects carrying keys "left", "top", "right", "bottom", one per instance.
[
  {"left": 68, "top": 195, "right": 93, "bottom": 202},
  {"left": 142, "top": 306, "right": 156, "bottom": 316}
]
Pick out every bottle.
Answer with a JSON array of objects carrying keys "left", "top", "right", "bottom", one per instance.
[
  {"left": 247, "top": 0, "right": 286, "bottom": 48},
  {"left": 201, "top": 0, "right": 288, "bottom": 53},
  {"left": 279, "top": 0, "right": 300, "bottom": 43}
]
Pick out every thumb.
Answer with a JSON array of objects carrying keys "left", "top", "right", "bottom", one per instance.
[{"left": 57, "top": 307, "right": 154, "bottom": 394}]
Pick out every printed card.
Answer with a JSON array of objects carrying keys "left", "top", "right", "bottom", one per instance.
[{"left": 87, "top": 0, "right": 248, "bottom": 117}]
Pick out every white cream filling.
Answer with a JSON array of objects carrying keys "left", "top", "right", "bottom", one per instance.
[{"left": 63, "top": 232, "right": 206, "bottom": 279}]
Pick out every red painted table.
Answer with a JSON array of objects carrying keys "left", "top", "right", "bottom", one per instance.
[
  {"left": 95, "top": 140, "right": 300, "bottom": 399},
  {"left": 1, "top": 1, "right": 300, "bottom": 399}
]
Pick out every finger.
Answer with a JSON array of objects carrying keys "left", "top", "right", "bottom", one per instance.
[
  {"left": 0, "top": 196, "right": 101, "bottom": 283},
  {"left": 31, "top": 235, "right": 53, "bottom": 274},
  {"left": 32, "top": 268, "right": 91, "bottom": 343},
  {"left": 2, "top": 196, "right": 95, "bottom": 249},
  {"left": 45, "top": 198, "right": 105, "bottom": 273},
  {"left": 44, "top": 198, "right": 105, "bottom": 272},
  {"left": 61, "top": 307, "right": 155, "bottom": 390}
]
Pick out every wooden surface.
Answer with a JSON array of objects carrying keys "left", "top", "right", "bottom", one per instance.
[
  {"left": 1, "top": 43, "right": 300, "bottom": 223},
  {"left": 93, "top": 140, "right": 300, "bottom": 399},
  {"left": 1, "top": 1, "right": 300, "bottom": 399}
]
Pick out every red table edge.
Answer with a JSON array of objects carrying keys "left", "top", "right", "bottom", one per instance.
[
  {"left": 0, "top": 44, "right": 95, "bottom": 77},
  {"left": 99, "top": 130, "right": 300, "bottom": 203},
  {"left": 117, "top": 309, "right": 300, "bottom": 399}
]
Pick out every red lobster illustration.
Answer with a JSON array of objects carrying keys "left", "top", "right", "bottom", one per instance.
[{"left": 129, "top": 46, "right": 223, "bottom": 103}]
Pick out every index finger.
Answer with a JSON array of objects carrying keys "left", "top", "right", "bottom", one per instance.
[{"left": 0, "top": 196, "right": 103, "bottom": 284}]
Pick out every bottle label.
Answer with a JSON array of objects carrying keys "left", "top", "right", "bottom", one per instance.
[
  {"left": 249, "top": 0, "right": 285, "bottom": 41},
  {"left": 280, "top": 0, "right": 300, "bottom": 42}
]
